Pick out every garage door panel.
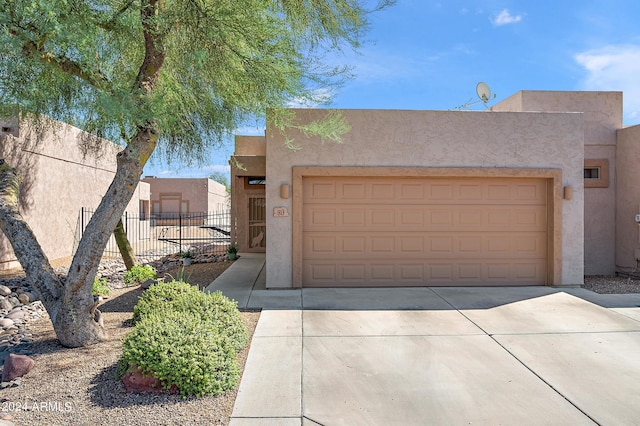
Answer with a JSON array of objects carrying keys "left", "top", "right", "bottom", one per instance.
[
  {"left": 304, "top": 232, "right": 547, "bottom": 259},
  {"left": 303, "top": 260, "right": 547, "bottom": 287},
  {"left": 304, "top": 204, "right": 546, "bottom": 232},
  {"left": 308, "top": 182, "right": 336, "bottom": 199},
  {"left": 303, "top": 178, "right": 547, "bottom": 205},
  {"left": 302, "top": 176, "right": 549, "bottom": 287}
]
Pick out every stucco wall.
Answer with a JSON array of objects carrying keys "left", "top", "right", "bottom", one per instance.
[
  {"left": 142, "top": 178, "right": 227, "bottom": 214},
  {"left": 616, "top": 124, "right": 640, "bottom": 273},
  {"left": 207, "top": 180, "right": 229, "bottom": 213},
  {"left": 265, "top": 109, "right": 585, "bottom": 288},
  {"left": 230, "top": 136, "right": 267, "bottom": 251},
  {"left": 0, "top": 115, "right": 148, "bottom": 270},
  {"left": 235, "top": 135, "right": 266, "bottom": 156},
  {"left": 493, "top": 91, "right": 622, "bottom": 275}
]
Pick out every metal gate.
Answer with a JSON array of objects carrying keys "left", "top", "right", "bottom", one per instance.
[{"left": 247, "top": 196, "right": 266, "bottom": 251}]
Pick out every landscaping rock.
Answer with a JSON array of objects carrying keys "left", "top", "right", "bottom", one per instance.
[
  {"left": 17, "top": 293, "right": 29, "bottom": 304},
  {"left": 141, "top": 278, "right": 156, "bottom": 290},
  {"left": 7, "top": 297, "right": 19, "bottom": 308},
  {"left": 0, "top": 318, "right": 13, "bottom": 328},
  {"left": 0, "top": 299, "right": 12, "bottom": 311},
  {"left": 5, "top": 310, "right": 24, "bottom": 321},
  {"left": 122, "top": 366, "right": 178, "bottom": 394},
  {"left": 2, "top": 353, "right": 34, "bottom": 381},
  {"left": 0, "top": 286, "right": 10, "bottom": 296}
]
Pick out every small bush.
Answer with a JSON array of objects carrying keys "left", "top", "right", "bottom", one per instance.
[
  {"left": 92, "top": 277, "right": 110, "bottom": 296},
  {"left": 124, "top": 264, "right": 157, "bottom": 287},
  {"left": 133, "top": 281, "right": 248, "bottom": 351},
  {"left": 121, "top": 311, "right": 240, "bottom": 397},
  {"left": 132, "top": 280, "right": 194, "bottom": 323}
]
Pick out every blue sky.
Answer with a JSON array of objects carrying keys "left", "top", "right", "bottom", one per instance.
[{"left": 143, "top": 0, "right": 640, "bottom": 179}]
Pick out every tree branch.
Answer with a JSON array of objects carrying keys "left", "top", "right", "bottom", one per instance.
[
  {"left": 18, "top": 36, "right": 112, "bottom": 92},
  {"left": 95, "top": 0, "right": 137, "bottom": 31}
]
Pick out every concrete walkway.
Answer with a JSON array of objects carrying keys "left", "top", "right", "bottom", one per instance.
[{"left": 206, "top": 254, "right": 640, "bottom": 425}]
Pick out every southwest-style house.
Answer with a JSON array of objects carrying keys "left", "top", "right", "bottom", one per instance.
[{"left": 231, "top": 90, "right": 640, "bottom": 289}]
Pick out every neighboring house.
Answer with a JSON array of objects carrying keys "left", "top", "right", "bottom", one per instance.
[
  {"left": 141, "top": 177, "right": 229, "bottom": 217},
  {"left": 0, "top": 115, "right": 150, "bottom": 271},
  {"left": 231, "top": 90, "right": 640, "bottom": 289}
]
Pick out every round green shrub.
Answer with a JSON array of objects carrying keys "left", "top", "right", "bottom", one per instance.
[
  {"left": 124, "top": 264, "right": 157, "bottom": 287},
  {"left": 121, "top": 311, "right": 240, "bottom": 397},
  {"left": 132, "top": 280, "right": 194, "bottom": 323},
  {"left": 133, "top": 281, "right": 249, "bottom": 352}
]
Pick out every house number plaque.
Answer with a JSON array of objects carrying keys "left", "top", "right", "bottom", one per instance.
[{"left": 273, "top": 207, "right": 289, "bottom": 217}]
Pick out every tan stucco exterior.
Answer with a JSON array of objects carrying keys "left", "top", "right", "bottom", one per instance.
[
  {"left": 230, "top": 136, "right": 266, "bottom": 252},
  {"left": 264, "top": 108, "right": 585, "bottom": 288},
  {"left": 141, "top": 177, "right": 228, "bottom": 215},
  {"left": 492, "top": 91, "right": 622, "bottom": 275},
  {"left": 0, "top": 115, "right": 149, "bottom": 270},
  {"left": 616, "top": 124, "right": 640, "bottom": 273},
  {"left": 230, "top": 90, "right": 640, "bottom": 287}
]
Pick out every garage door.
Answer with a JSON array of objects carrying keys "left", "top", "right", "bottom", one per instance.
[{"left": 302, "top": 176, "right": 548, "bottom": 287}]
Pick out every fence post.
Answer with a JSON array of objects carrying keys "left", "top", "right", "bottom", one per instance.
[{"left": 179, "top": 213, "right": 182, "bottom": 252}]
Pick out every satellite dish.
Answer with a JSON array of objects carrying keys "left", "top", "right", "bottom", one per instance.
[{"left": 476, "top": 82, "right": 491, "bottom": 103}]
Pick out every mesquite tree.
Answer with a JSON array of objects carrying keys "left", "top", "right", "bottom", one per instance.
[{"left": 0, "top": 0, "right": 393, "bottom": 347}]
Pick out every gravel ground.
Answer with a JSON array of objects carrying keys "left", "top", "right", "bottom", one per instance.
[
  {"left": 583, "top": 275, "right": 640, "bottom": 294},
  {"left": 0, "top": 261, "right": 259, "bottom": 426}
]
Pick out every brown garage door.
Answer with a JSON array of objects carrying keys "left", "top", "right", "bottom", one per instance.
[{"left": 302, "top": 176, "right": 548, "bottom": 287}]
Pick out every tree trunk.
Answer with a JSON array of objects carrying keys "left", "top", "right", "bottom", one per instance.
[
  {"left": 0, "top": 128, "right": 156, "bottom": 347},
  {"left": 114, "top": 218, "right": 137, "bottom": 270},
  {"left": 0, "top": 160, "right": 107, "bottom": 347},
  {"left": 0, "top": 0, "right": 164, "bottom": 348}
]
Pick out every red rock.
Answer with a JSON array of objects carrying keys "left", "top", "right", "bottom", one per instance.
[
  {"left": 2, "top": 353, "right": 34, "bottom": 382},
  {"left": 121, "top": 366, "right": 178, "bottom": 393}
]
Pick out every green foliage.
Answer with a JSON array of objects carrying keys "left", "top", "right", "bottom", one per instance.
[
  {"left": 123, "top": 281, "right": 248, "bottom": 396},
  {"left": 132, "top": 281, "right": 248, "bottom": 352},
  {"left": 227, "top": 245, "right": 238, "bottom": 255},
  {"left": 179, "top": 250, "right": 193, "bottom": 258},
  {"left": 132, "top": 280, "right": 194, "bottom": 323},
  {"left": 123, "top": 264, "right": 157, "bottom": 287},
  {"left": 92, "top": 277, "right": 110, "bottom": 296},
  {"left": 209, "top": 171, "right": 229, "bottom": 190},
  {"left": 121, "top": 310, "right": 240, "bottom": 397},
  {"left": 0, "top": 0, "right": 394, "bottom": 163},
  {"left": 164, "top": 267, "right": 191, "bottom": 284}
]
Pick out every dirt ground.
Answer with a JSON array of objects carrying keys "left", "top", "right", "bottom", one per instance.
[
  {"left": 1, "top": 260, "right": 260, "bottom": 426},
  {"left": 158, "top": 260, "right": 235, "bottom": 290}
]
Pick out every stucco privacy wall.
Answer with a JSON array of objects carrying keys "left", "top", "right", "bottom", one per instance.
[
  {"left": 266, "top": 109, "right": 585, "bottom": 288},
  {"left": 616, "top": 124, "right": 640, "bottom": 273},
  {"left": 142, "top": 177, "right": 228, "bottom": 214},
  {"left": 0, "top": 115, "right": 148, "bottom": 270},
  {"left": 492, "top": 91, "right": 622, "bottom": 275}
]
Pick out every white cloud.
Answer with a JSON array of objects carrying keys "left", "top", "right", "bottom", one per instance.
[
  {"left": 493, "top": 9, "right": 523, "bottom": 26},
  {"left": 575, "top": 45, "right": 640, "bottom": 123},
  {"left": 286, "top": 88, "right": 334, "bottom": 108}
]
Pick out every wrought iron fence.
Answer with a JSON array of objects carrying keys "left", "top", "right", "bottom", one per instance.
[{"left": 78, "top": 209, "right": 231, "bottom": 263}]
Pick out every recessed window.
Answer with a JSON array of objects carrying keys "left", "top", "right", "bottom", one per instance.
[
  {"left": 244, "top": 176, "right": 266, "bottom": 189},
  {"left": 247, "top": 177, "right": 266, "bottom": 185},
  {"left": 584, "top": 159, "right": 609, "bottom": 188},
  {"left": 584, "top": 167, "right": 600, "bottom": 179}
]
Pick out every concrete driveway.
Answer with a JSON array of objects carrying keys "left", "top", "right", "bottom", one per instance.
[{"left": 206, "top": 254, "right": 640, "bottom": 425}]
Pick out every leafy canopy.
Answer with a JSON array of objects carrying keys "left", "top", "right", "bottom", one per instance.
[{"left": 0, "top": 0, "right": 394, "bottom": 163}]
